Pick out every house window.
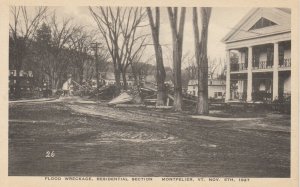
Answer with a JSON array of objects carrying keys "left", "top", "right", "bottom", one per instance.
[
  {"left": 193, "top": 91, "right": 196, "bottom": 96},
  {"left": 214, "top": 92, "right": 223, "bottom": 98}
]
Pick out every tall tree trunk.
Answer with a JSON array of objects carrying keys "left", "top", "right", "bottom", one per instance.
[
  {"left": 122, "top": 71, "right": 128, "bottom": 90},
  {"left": 113, "top": 59, "right": 121, "bottom": 95},
  {"left": 147, "top": 7, "right": 166, "bottom": 106},
  {"left": 167, "top": 7, "right": 186, "bottom": 111},
  {"left": 156, "top": 45, "right": 166, "bottom": 105},
  {"left": 131, "top": 64, "right": 139, "bottom": 86},
  {"left": 51, "top": 72, "right": 57, "bottom": 93},
  {"left": 79, "top": 67, "right": 84, "bottom": 84},
  {"left": 55, "top": 79, "right": 60, "bottom": 90},
  {"left": 172, "top": 38, "right": 183, "bottom": 110},
  {"left": 193, "top": 7, "right": 211, "bottom": 115}
]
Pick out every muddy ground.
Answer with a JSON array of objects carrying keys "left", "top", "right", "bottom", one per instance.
[{"left": 9, "top": 97, "right": 290, "bottom": 177}]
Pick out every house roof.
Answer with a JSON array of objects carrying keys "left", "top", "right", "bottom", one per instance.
[
  {"left": 222, "top": 8, "right": 291, "bottom": 43},
  {"left": 277, "top": 8, "right": 291, "bottom": 14}
]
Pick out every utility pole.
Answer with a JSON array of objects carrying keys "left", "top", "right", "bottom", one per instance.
[{"left": 91, "top": 42, "right": 101, "bottom": 89}]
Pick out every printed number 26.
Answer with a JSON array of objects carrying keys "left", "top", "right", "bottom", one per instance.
[{"left": 45, "top": 151, "right": 55, "bottom": 158}]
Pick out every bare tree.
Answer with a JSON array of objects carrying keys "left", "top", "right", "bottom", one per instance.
[
  {"left": 167, "top": 7, "right": 186, "bottom": 111},
  {"left": 47, "top": 13, "right": 81, "bottom": 90},
  {"left": 184, "top": 55, "right": 220, "bottom": 81},
  {"left": 130, "top": 54, "right": 154, "bottom": 86},
  {"left": 120, "top": 21, "right": 149, "bottom": 90},
  {"left": 184, "top": 54, "right": 197, "bottom": 80},
  {"left": 208, "top": 57, "right": 222, "bottom": 79},
  {"left": 89, "top": 7, "right": 148, "bottom": 92},
  {"left": 9, "top": 6, "right": 48, "bottom": 98},
  {"left": 193, "top": 7, "right": 212, "bottom": 114},
  {"left": 82, "top": 44, "right": 110, "bottom": 84},
  {"left": 146, "top": 7, "right": 167, "bottom": 106},
  {"left": 70, "top": 29, "right": 94, "bottom": 84}
]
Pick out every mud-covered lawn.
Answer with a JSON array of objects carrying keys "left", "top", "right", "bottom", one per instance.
[{"left": 9, "top": 98, "right": 290, "bottom": 177}]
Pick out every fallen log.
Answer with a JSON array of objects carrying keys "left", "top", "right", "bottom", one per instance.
[
  {"left": 108, "top": 92, "right": 133, "bottom": 105},
  {"left": 114, "top": 104, "right": 146, "bottom": 108},
  {"left": 146, "top": 105, "right": 173, "bottom": 109}
]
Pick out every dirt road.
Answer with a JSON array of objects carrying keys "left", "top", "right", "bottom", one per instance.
[{"left": 9, "top": 97, "right": 290, "bottom": 177}]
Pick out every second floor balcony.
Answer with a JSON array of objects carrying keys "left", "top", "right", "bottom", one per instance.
[
  {"left": 229, "top": 40, "right": 291, "bottom": 73},
  {"left": 231, "top": 58, "right": 291, "bottom": 72}
]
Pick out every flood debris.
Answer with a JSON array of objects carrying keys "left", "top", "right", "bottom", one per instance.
[
  {"left": 105, "top": 82, "right": 197, "bottom": 108},
  {"left": 69, "top": 80, "right": 196, "bottom": 109}
]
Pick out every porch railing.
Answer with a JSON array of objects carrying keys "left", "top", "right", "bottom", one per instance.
[
  {"left": 230, "top": 63, "right": 247, "bottom": 72},
  {"left": 231, "top": 58, "right": 291, "bottom": 72},
  {"left": 279, "top": 58, "right": 291, "bottom": 68},
  {"left": 252, "top": 91, "right": 272, "bottom": 102},
  {"left": 253, "top": 61, "right": 273, "bottom": 70}
]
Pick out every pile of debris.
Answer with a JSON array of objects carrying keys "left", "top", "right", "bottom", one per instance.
[
  {"left": 107, "top": 84, "right": 176, "bottom": 108},
  {"left": 71, "top": 80, "right": 198, "bottom": 108},
  {"left": 108, "top": 86, "right": 142, "bottom": 105}
]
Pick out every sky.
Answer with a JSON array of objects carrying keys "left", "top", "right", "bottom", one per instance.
[{"left": 54, "top": 6, "right": 252, "bottom": 71}]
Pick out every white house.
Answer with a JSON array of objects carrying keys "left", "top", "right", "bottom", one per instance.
[
  {"left": 187, "top": 79, "right": 226, "bottom": 99},
  {"left": 222, "top": 8, "right": 291, "bottom": 102}
]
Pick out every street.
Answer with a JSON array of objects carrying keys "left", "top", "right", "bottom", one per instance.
[{"left": 9, "top": 97, "right": 290, "bottom": 177}]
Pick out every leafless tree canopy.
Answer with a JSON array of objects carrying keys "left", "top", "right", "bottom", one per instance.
[
  {"left": 89, "top": 7, "right": 149, "bottom": 91},
  {"left": 9, "top": 6, "right": 48, "bottom": 42}
]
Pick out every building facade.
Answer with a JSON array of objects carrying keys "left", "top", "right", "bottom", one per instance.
[
  {"left": 223, "top": 8, "right": 291, "bottom": 102},
  {"left": 92, "top": 72, "right": 136, "bottom": 88},
  {"left": 9, "top": 70, "right": 34, "bottom": 94}
]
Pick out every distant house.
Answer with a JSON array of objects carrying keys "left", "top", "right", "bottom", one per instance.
[
  {"left": 222, "top": 8, "right": 291, "bottom": 102},
  {"left": 187, "top": 79, "right": 226, "bottom": 99}
]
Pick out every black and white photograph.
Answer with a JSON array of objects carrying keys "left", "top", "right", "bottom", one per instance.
[{"left": 7, "top": 5, "right": 294, "bottom": 180}]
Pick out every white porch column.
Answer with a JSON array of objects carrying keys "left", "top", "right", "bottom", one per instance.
[
  {"left": 225, "top": 50, "right": 231, "bottom": 102},
  {"left": 247, "top": 46, "right": 253, "bottom": 102},
  {"left": 273, "top": 42, "right": 279, "bottom": 100}
]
